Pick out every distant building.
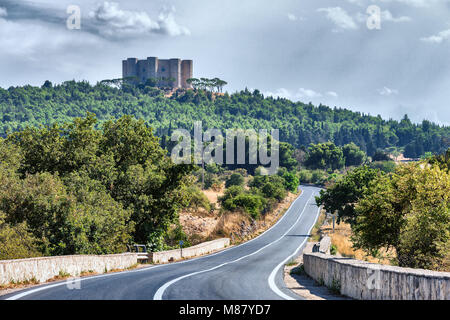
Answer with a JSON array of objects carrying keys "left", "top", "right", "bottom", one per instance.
[{"left": 122, "top": 57, "right": 193, "bottom": 88}]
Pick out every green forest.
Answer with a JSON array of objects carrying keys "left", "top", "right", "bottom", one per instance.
[{"left": 0, "top": 80, "right": 448, "bottom": 158}]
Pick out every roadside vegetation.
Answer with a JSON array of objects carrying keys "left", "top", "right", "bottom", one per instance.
[
  {"left": 316, "top": 149, "right": 450, "bottom": 271},
  {"left": 0, "top": 80, "right": 448, "bottom": 269}
]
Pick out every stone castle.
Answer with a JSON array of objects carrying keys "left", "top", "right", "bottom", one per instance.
[{"left": 122, "top": 57, "right": 193, "bottom": 88}]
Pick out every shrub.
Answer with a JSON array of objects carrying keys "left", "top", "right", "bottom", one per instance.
[
  {"left": 184, "top": 185, "right": 211, "bottom": 211},
  {"left": 230, "top": 193, "right": 266, "bottom": 219},
  {"left": 225, "top": 173, "right": 245, "bottom": 188}
]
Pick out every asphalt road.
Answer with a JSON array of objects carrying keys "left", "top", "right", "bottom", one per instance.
[{"left": 3, "top": 185, "right": 321, "bottom": 300}]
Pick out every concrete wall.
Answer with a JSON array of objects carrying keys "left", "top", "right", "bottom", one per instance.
[
  {"left": 303, "top": 252, "right": 450, "bottom": 300},
  {"left": 0, "top": 253, "right": 137, "bottom": 285},
  {"left": 150, "top": 238, "right": 230, "bottom": 264}
]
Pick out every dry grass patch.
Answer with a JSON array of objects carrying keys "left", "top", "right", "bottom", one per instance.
[{"left": 320, "top": 221, "right": 395, "bottom": 265}]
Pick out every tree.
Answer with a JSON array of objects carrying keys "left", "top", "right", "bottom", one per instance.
[
  {"left": 372, "top": 149, "right": 391, "bottom": 162},
  {"left": 315, "top": 166, "right": 379, "bottom": 225},
  {"left": 2, "top": 114, "right": 195, "bottom": 255},
  {"left": 279, "top": 142, "right": 299, "bottom": 171},
  {"left": 342, "top": 143, "right": 366, "bottom": 167},
  {"left": 352, "top": 163, "right": 450, "bottom": 269},
  {"left": 304, "top": 142, "right": 345, "bottom": 171}
]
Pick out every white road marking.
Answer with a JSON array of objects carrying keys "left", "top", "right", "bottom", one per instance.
[
  {"left": 154, "top": 191, "right": 317, "bottom": 300},
  {"left": 267, "top": 204, "right": 321, "bottom": 300}
]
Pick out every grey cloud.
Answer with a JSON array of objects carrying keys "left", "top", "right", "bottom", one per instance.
[
  {"left": 0, "top": 0, "right": 190, "bottom": 40},
  {"left": 89, "top": 2, "right": 190, "bottom": 39}
]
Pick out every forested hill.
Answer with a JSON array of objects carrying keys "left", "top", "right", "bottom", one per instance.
[{"left": 0, "top": 80, "right": 448, "bottom": 157}]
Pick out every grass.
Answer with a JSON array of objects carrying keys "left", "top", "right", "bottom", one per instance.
[
  {"left": 320, "top": 220, "right": 396, "bottom": 265},
  {"left": 106, "top": 263, "right": 139, "bottom": 274},
  {"left": 79, "top": 270, "right": 96, "bottom": 277},
  {"left": 0, "top": 277, "right": 40, "bottom": 290},
  {"left": 286, "top": 259, "right": 297, "bottom": 267},
  {"left": 328, "top": 278, "right": 341, "bottom": 295},
  {"left": 48, "top": 270, "right": 72, "bottom": 282},
  {"left": 290, "top": 264, "right": 305, "bottom": 276}
]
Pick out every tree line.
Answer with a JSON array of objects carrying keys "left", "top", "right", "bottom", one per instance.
[{"left": 0, "top": 81, "right": 448, "bottom": 158}]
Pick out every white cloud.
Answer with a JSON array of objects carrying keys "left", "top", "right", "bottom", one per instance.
[
  {"left": 356, "top": 10, "right": 411, "bottom": 24},
  {"left": 378, "top": 0, "right": 445, "bottom": 7},
  {"left": 421, "top": 29, "right": 450, "bottom": 43},
  {"left": 89, "top": 2, "right": 190, "bottom": 39},
  {"left": 379, "top": 87, "right": 399, "bottom": 96},
  {"left": 157, "top": 6, "right": 191, "bottom": 36},
  {"left": 327, "top": 91, "right": 339, "bottom": 98},
  {"left": 297, "top": 88, "right": 323, "bottom": 99},
  {"left": 0, "top": 7, "right": 7, "bottom": 18},
  {"left": 346, "top": 0, "right": 365, "bottom": 5},
  {"left": 264, "top": 88, "right": 340, "bottom": 101},
  {"left": 287, "top": 13, "right": 297, "bottom": 21},
  {"left": 317, "top": 7, "right": 358, "bottom": 31},
  {"left": 381, "top": 10, "right": 411, "bottom": 23}
]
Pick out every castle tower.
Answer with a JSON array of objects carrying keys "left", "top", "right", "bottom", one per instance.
[
  {"left": 169, "top": 58, "right": 181, "bottom": 88},
  {"left": 181, "top": 60, "right": 193, "bottom": 88},
  {"left": 122, "top": 58, "right": 138, "bottom": 83}
]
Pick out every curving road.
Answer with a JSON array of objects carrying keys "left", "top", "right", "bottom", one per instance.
[{"left": 3, "top": 186, "right": 321, "bottom": 300}]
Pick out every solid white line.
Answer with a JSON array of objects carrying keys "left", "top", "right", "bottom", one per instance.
[
  {"left": 5, "top": 188, "right": 311, "bottom": 301},
  {"left": 153, "top": 191, "right": 316, "bottom": 300},
  {"left": 267, "top": 203, "right": 321, "bottom": 300}
]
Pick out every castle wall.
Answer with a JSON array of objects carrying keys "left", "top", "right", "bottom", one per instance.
[{"left": 122, "top": 56, "right": 192, "bottom": 88}]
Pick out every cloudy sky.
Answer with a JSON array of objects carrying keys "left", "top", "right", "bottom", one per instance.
[{"left": 0, "top": 0, "right": 449, "bottom": 125}]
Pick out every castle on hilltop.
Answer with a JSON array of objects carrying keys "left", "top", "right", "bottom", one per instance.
[{"left": 122, "top": 57, "right": 193, "bottom": 89}]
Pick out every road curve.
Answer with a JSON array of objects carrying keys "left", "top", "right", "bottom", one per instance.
[{"left": 2, "top": 186, "right": 321, "bottom": 300}]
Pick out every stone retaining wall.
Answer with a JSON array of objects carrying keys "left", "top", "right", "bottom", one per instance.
[
  {"left": 0, "top": 253, "right": 137, "bottom": 285},
  {"left": 150, "top": 238, "right": 230, "bottom": 264},
  {"left": 303, "top": 252, "right": 450, "bottom": 300}
]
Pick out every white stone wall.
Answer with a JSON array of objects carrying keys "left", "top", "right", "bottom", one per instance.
[
  {"left": 0, "top": 253, "right": 137, "bottom": 285},
  {"left": 303, "top": 252, "right": 450, "bottom": 300},
  {"left": 150, "top": 238, "right": 230, "bottom": 264}
]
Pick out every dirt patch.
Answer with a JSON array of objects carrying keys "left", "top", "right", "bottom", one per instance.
[
  {"left": 209, "top": 192, "right": 299, "bottom": 244},
  {"left": 203, "top": 189, "right": 224, "bottom": 206},
  {"left": 180, "top": 191, "right": 300, "bottom": 245}
]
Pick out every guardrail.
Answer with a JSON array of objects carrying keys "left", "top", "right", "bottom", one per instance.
[{"left": 127, "top": 244, "right": 149, "bottom": 262}]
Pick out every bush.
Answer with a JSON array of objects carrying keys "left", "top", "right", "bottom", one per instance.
[
  {"left": 369, "top": 161, "right": 396, "bottom": 173},
  {"left": 0, "top": 211, "right": 42, "bottom": 260},
  {"left": 261, "top": 181, "right": 287, "bottom": 201},
  {"left": 220, "top": 185, "right": 266, "bottom": 219},
  {"left": 225, "top": 173, "right": 245, "bottom": 188},
  {"left": 184, "top": 185, "right": 211, "bottom": 211},
  {"left": 228, "top": 193, "right": 266, "bottom": 219},
  {"left": 278, "top": 168, "right": 299, "bottom": 192}
]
